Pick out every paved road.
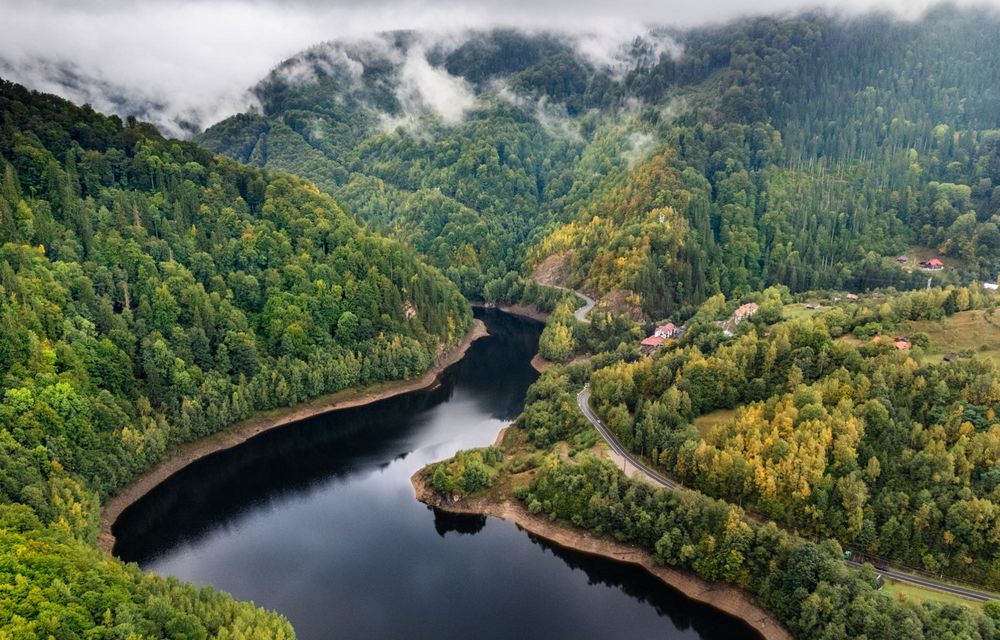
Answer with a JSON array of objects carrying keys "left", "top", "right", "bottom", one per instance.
[
  {"left": 576, "top": 386, "right": 998, "bottom": 604},
  {"left": 548, "top": 285, "right": 596, "bottom": 323},
  {"left": 577, "top": 387, "right": 677, "bottom": 489}
]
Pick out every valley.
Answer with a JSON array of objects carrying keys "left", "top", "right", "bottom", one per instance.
[{"left": 1, "top": 4, "right": 1000, "bottom": 640}]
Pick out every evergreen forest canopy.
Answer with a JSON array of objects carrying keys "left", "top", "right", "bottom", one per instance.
[
  {"left": 0, "top": 78, "right": 468, "bottom": 638},
  {"left": 200, "top": 6, "right": 1000, "bottom": 318},
  {"left": 2, "top": 3, "right": 1000, "bottom": 639}
]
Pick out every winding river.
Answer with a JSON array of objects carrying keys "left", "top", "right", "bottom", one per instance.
[{"left": 113, "top": 310, "right": 758, "bottom": 639}]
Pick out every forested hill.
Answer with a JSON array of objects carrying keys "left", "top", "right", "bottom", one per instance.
[
  {"left": 200, "top": 7, "right": 1000, "bottom": 318},
  {"left": 0, "top": 78, "right": 468, "bottom": 638}
]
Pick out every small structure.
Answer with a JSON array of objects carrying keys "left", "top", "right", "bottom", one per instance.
[
  {"left": 805, "top": 301, "right": 820, "bottom": 310},
  {"left": 640, "top": 335, "right": 666, "bottom": 354},
  {"left": 654, "top": 323, "right": 685, "bottom": 339},
  {"left": 918, "top": 258, "right": 944, "bottom": 271},
  {"left": 718, "top": 302, "right": 760, "bottom": 337},
  {"left": 984, "top": 282, "right": 999, "bottom": 291},
  {"left": 893, "top": 337, "right": 912, "bottom": 350},
  {"left": 733, "top": 302, "right": 759, "bottom": 322},
  {"left": 845, "top": 293, "right": 859, "bottom": 301},
  {"left": 897, "top": 255, "right": 909, "bottom": 264},
  {"left": 942, "top": 353, "right": 959, "bottom": 362}
]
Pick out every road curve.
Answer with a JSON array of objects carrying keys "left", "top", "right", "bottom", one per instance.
[
  {"left": 577, "top": 386, "right": 676, "bottom": 489},
  {"left": 548, "top": 285, "right": 596, "bottom": 323},
  {"left": 576, "top": 385, "right": 999, "bottom": 604}
]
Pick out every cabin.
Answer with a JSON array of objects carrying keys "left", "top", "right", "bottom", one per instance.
[
  {"left": 845, "top": 293, "right": 859, "bottom": 301},
  {"left": 919, "top": 258, "right": 944, "bottom": 271},
  {"left": 893, "top": 338, "right": 912, "bottom": 350},
  {"left": 805, "top": 301, "right": 820, "bottom": 310},
  {"left": 942, "top": 353, "right": 959, "bottom": 362},
  {"left": 896, "top": 255, "right": 909, "bottom": 264},
  {"left": 640, "top": 335, "right": 666, "bottom": 354},
  {"left": 984, "top": 282, "right": 999, "bottom": 291},
  {"left": 654, "top": 322, "right": 684, "bottom": 339}
]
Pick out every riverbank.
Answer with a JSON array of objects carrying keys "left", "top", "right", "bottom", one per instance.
[
  {"left": 471, "top": 301, "right": 549, "bottom": 323},
  {"left": 412, "top": 470, "right": 793, "bottom": 640},
  {"left": 100, "top": 319, "right": 489, "bottom": 554}
]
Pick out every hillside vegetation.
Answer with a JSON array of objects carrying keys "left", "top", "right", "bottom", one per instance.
[
  {"left": 0, "top": 79, "right": 469, "bottom": 638},
  {"left": 203, "top": 9, "right": 1000, "bottom": 319}
]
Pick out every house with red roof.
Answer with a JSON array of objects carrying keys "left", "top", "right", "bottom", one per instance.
[
  {"left": 640, "top": 335, "right": 666, "bottom": 354},
  {"left": 918, "top": 258, "right": 944, "bottom": 270},
  {"left": 655, "top": 323, "right": 684, "bottom": 339}
]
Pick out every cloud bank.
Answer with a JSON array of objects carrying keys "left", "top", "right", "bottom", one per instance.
[{"left": 1, "top": 0, "right": 996, "bottom": 136}]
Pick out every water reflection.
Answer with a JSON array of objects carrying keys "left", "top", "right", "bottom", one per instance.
[{"left": 114, "top": 310, "right": 759, "bottom": 640}]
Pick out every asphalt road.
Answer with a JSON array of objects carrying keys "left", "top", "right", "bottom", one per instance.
[
  {"left": 547, "top": 285, "right": 595, "bottom": 323},
  {"left": 576, "top": 385, "right": 998, "bottom": 604}
]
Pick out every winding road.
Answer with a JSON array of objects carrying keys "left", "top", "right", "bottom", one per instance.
[
  {"left": 576, "top": 385, "right": 998, "bottom": 604},
  {"left": 547, "top": 284, "right": 596, "bottom": 323}
]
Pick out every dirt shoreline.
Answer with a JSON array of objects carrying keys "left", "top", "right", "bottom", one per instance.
[
  {"left": 471, "top": 301, "right": 549, "bottom": 323},
  {"left": 99, "top": 319, "right": 488, "bottom": 555},
  {"left": 411, "top": 471, "right": 793, "bottom": 640},
  {"left": 529, "top": 353, "right": 551, "bottom": 373}
]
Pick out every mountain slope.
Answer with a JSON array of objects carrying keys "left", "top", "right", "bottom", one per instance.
[
  {"left": 201, "top": 10, "right": 1000, "bottom": 320},
  {"left": 0, "top": 78, "right": 470, "bottom": 638}
]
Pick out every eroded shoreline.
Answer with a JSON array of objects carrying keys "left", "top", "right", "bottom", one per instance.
[
  {"left": 470, "top": 301, "right": 549, "bottom": 323},
  {"left": 100, "top": 319, "right": 488, "bottom": 554},
  {"left": 411, "top": 470, "right": 793, "bottom": 640}
]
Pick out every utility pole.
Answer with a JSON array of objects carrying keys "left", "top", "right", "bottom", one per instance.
[{"left": 927, "top": 277, "right": 932, "bottom": 290}]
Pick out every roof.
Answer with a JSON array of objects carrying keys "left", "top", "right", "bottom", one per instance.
[
  {"left": 656, "top": 322, "right": 679, "bottom": 333},
  {"left": 734, "top": 302, "right": 759, "bottom": 317},
  {"left": 894, "top": 339, "right": 912, "bottom": 350},
  {"left": 640, "top": 336, "right": 666, "bottom": 347},
  {"left": 984, "top": 282, "right": 999, "bottom": 290}
]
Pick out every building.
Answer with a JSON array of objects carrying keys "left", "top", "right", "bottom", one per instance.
[
  {"left": 918, "top": 258, "right": 944, "bottom": 270},
  {"left": 640, "top": 335, "right": 666, "bottom": 354},
  {"left": 733, "top": 302, "right": 759, "bottom": 322},
  {"left": 893, "top": 338, "right": 912, "bottom": 350},
  {"left": 654, "top": 322, "right": 684, "bottom": 339},
  {"left": 984, "top": 282, "right": 999, "bottom": 291},
  {"left": 845, "top": 293, "right": 859, "bottom": 301},
  {"left": 897, "top": 255, "right": 909, "bottom": 263}
]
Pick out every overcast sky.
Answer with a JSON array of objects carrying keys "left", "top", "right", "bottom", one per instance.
[{"left": 0, "top": 0, "right": 992, "bottom": 136}]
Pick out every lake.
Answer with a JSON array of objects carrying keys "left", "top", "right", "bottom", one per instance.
[{"left": 114, "top": 309, "right": 758, "bottom": 640}]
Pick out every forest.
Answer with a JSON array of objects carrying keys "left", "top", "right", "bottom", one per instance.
[
  {"left": 0, "top": 79, "right": 469, "bottom": 638},
  {"left": 429, "top": 285, "right": 1000, "bottom": 638},
  {"left": 200, "top": 8, "right": 1000, "bottom": 318},
  {"left": 4, "top": 4, "right": 1000, "bottom": 639},
  {"left": 585, "top": 286, "right": 1000, "bottom": 587}
]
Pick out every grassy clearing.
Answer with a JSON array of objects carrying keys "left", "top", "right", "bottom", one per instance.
[
  {"left": 783, "top": 303, "right": 827, "bottom": 321},
  {"left": 901, "top": 246, "right": 975, "bottom": 272},
  {"left": 693, "top": 408, "right": 738, "bottom": 437},
  {"left": 905, "top": 310, "right": 1000, "bottom": 365},
  {"left": 880, "top": 578, "right": 986, "bottom": 612}
]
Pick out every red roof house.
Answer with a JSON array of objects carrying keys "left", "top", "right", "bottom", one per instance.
[{"left": 655, "top": 323, "right": 682, "bottom": 338}]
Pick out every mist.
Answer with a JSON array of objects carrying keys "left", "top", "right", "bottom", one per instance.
[{"left": 1, "top": 0, "right": 996, "bottom": 137}]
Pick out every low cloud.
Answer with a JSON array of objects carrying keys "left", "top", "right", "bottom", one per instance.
[
  {"left": 621, "top": 131, "right": 658, "bottom": 167},
  {"left": 1, "top": 1, "right": 996, "bottom": 137},
  {"left": 390, "top": 46, "right": 476, "bottom": 128}
]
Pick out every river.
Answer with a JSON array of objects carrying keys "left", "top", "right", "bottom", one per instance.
[{"left": 113, "top": 309, "right": 758, "bottom": 640}]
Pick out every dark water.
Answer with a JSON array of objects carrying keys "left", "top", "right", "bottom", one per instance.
[{"left": 114, "top": 310, "right": 759, "bottom": 640}]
